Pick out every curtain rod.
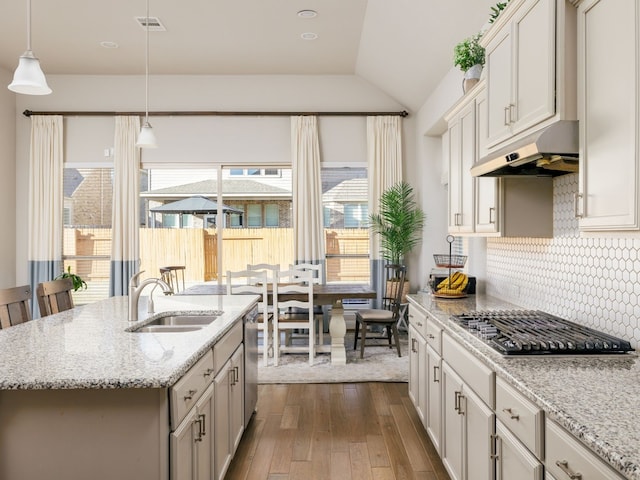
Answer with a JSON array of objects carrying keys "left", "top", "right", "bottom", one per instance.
[{"left": 22, "top": 109, "right": 409, "bottom": 118}]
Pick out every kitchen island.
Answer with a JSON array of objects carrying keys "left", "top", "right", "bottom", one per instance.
[
  {"left": 0, "top": 294, "right": 258, "bottom": 480},
  {"left": 407, "top": 291, "right": 640, "bottom": 480}
]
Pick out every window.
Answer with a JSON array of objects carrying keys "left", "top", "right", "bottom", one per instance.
[
  {"left": 62, "top": 167, "right": 113, "bottom": 305},
  {"left": 247, "top": 204, "right": 262, "bottom": 227},
  {"left": 229, "top": 169, "right": 244, "bottom": 176},
  {"left": 321, "top": 167, "right": 369, "bottom": 283},
  {"left": 265, "top": 204, "right": 279, "bottom": 227}
]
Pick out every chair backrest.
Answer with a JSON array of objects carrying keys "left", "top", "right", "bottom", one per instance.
[
  {"left": 36, "top": 277, "right": 75, "bottom": 317},
  {"left": 247, "top": 263, "right": 280, "bottom": 282},
  {"left": 0, "top": 285, "right": 32, "bottom": 329},
  {"left": 289, "top": 263, "right": 324, "bottom": 285},
  {"left": 159, "top": 266, "right": 186, "bottom": 294},
  {"left": 275, "top": 268, "right": 314, "bottom": 317},
  {"left": 382, "top": 264, "right": 407, "bottom": 317},
  {"left": 226, "top": 269, "right": 269, "bottom": 320}
]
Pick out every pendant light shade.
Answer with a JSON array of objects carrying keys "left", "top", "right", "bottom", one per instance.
[
  {"left": 8, "top": 0, "right": 51, "bottom": 95},
  {"left": 136, "top": 0, "right": 157, "bottom": 148},
  {"left": 136, "top": 121, "right": 158, "bottom": 148}
]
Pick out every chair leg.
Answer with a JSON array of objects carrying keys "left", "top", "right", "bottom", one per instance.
[
  {"left": 386, "top": 324, "right": 393, "bottom": 349},
  {"left": 392, "top": 324, "right": 401, "bottom": 357},
  {"left": 353, "top": 319, "right": 360, "bottom": 350},
  {"left": 359, "top": 321, "right": 367, "bottom": 359}
]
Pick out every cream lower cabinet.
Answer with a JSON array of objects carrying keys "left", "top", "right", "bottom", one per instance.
[
  {"left": 214, "top": 344, "right": 245, "bottom": 480},
  {"left": 408, "top": 323, "right": 427, "bottom": 424},
  {"left": 495, "top": 420, "right": 543, "bottom": 480},
  {"left": 441, "top": 361, "right": 495, "bottom": 480},
  {"left": 425, "top": 343, "right": 442, "bottom": 454},
  {"left": 577, "top": 0, "right": 640, "bottom": 231},
  {"left": 171, "top": 383, "right": 215, "bottom": 480}
]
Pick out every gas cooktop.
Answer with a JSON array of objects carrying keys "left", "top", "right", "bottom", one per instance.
[{"left": 451, "top": 310, "right": 634, "bottom": 356}]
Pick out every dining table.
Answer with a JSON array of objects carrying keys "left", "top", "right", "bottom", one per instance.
[{"left": 179, "top": 283, "right": 377, "bottom": 365}]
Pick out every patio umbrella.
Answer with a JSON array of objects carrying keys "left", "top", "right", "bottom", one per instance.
[{"left": 150, "top": 195, "right": 243, "bottom": 215}]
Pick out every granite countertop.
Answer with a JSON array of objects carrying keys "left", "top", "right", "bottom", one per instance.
[
  {"left": 407, "top": 292, "right": 640, "bottom": 480},
  {"left": 0, "top": 294, "right": 257, "bottom": 390}
]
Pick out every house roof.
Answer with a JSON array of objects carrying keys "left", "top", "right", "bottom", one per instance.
[
  {"left": 141, "top": 178, "right": 291, "bottom": 199},
  {"left": 149, "top": 196, "right": 244, "bottom": 214}
]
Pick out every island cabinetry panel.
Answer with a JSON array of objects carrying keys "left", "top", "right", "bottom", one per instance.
[
  {"left": 495, "top": 420, "right": 544, "bottom": 480},
  {"left": 409, "top": 322, "right": 427, "bottom": 425},
  {"left": 577, "top": 0, "right": 640, "bottom": 231},
  {"left": 0, "top": 388, "right": 170, "bottom": 480}
]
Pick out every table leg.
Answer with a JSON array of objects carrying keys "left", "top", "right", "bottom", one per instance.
[{"left": 329, "top": 299, "right": 347, "bottom": 365}]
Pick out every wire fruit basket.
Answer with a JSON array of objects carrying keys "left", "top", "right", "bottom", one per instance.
[{"left": 433, "top": 254, "right": 467, "bottom": 268}]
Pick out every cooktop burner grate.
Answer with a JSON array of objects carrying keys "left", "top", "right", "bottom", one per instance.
[{"left": 451, "top": 310, "right": 634, "bottom": 355}]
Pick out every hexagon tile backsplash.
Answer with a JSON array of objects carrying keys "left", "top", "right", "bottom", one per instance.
[{"left": 486, "top": 173, "right": 640, "bottom": 348}]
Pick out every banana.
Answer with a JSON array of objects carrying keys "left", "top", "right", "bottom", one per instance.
[{"left": 435, "top": 272, "right": 468, "bottom": 295}]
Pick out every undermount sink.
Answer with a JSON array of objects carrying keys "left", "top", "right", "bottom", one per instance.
[
  {"left": 135, "top": 325, "right": 204, "bottom": 333},
  {"left": 129, "top": 311, "right": 223, "bottom": 333},
  {"left": 145, "top": 314, "right": 220, "bottom": 327}
]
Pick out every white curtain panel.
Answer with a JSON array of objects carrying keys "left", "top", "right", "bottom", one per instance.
[
  {"left": 28, "top": 115, "right": 64, "bottom": 317},
  {"left": 367, "top": 116, "right": 403, "bottom": 303},
  {"left": 291, "top": 116, "right": 326, "bottom": 275},
  {"left": 109, "top": 116, "right": 141, "bottom": 296}
]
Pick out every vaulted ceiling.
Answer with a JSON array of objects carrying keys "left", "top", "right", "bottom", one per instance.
[{"left": 0, "top": 0, "right": 495, "bottom": 111}]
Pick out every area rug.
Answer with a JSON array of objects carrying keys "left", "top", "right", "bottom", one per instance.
[{"left": 257, "top": 332, "right": 409, "bottom": 384}]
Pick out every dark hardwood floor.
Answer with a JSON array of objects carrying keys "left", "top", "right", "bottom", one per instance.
[{"left": 225, "top": 383, "right": 450, "bottom": 480}]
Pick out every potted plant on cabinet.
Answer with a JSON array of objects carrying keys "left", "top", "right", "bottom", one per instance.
[
  {"left": 454, "top": 32, "right": 485, "bottom": 93},
  {"left": 369, "top": 181, "right": 426, "bottom": 300}
]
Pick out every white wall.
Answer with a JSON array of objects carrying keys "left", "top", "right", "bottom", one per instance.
[
  {"left": 12, "top": 74, "right": 406, "bottom": 284},
  {"left": 0, "top": 67, "right": 16, "bottom": 288}
]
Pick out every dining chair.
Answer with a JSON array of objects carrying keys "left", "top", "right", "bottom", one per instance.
[
  {"left": 353, "top": 264, "right": 406, "bottom": 358},
  {"left": 0, "top": 285, "right": 33, "bottom": 329},
  {"left": 36, "top": 277, "right": 75, "bottom": 317},
  {"left": 159, "top": 266, "right": 185, "bottom": 294},
  {"left": 227, "top": 269, "right": 272, "bottom": 366},
  {"left": 273, "top": 268, "right": 315, "bottom": 366},
  {"left": 289, "top": 263, "right": 325, "bottom": 345}
]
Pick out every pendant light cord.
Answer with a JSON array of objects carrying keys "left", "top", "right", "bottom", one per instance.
[
  {"left": 144, "top": 0, "right": 150, "bottom": 124},
  {"left": 26, "top": 0, "right": 32, "bottom": 51}
]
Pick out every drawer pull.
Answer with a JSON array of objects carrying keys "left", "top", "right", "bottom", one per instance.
[
  {"left": 203, "top": 368, "right": 214, "bottom": 378},
  {"left": 556, "top": 460, "right": 582, "bottom": 479},
  {"left": 416, "top": 321, "right": 423, "bottom": 327},
  {"left": 502, "top": 407, "right": 520, "bottom": 420},
  {"left": 184, "top": 389, "right": 197, "bottom": 401},
  {"left": 427, "top": 333, "right": 435, "bottom": 339}
]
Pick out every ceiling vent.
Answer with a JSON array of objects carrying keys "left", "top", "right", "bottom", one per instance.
[{"left": 135, "top": 16, "right": 166, "bottom": 32}]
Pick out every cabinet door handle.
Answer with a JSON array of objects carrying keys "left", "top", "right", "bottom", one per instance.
[
  {"left": 503, "top": 106, "right": 510, "bottom": 126},
  {"left": 234, "top": 366, "right": 240, "bottom": 384},
  {"left": 457, "top": 394, "right": 465, "bottom": 415},
  {"left": 555, "top": 460, "right": 583, "bottom": 479},
  {"left": 194, "top": 416, "right": 204, "bottom": 442},
  {"left": 509, "top": 103, "right": 516, "bottom": 124},
  {"left": 184, "top": 389, "right": 197, "bottom": 401},
  {"left": 490, "top": 433, "right": 500, "bottom": 460},
  {"left": 198, "top": 413, "right": 207, "bottom": 436},
  {"left": 433, "top": 365, "right": 440, "bottom": 383},
  {"left": 489, "top": 207, "right": 496, "bottom": 224},
  {"left": 502, "top": 408, "right": 520, "bottom": 420},
  {"left": 454, "top": 213, "right": 462, "bottom": 226},
  {"left": 454, "top": 391, "right": 462, "bottom": 412},
  {"left": 574, "top": 193, "right": 584, "bottom": 218}
]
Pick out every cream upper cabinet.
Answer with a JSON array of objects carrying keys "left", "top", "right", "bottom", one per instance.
[
  {"left": 474, "top": 88, "right": 500, "bottom": 234},
  {"left": 448, "top": 100, "right": 476, "bottom": 233},
  {"left": 483, "top": 0, "right": 576, "bottom": 150},
  {"left": 577, "top": 0, "right": 640, "bottom": 231}
]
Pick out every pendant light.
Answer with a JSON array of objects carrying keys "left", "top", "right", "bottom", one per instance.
[
  {"left": 136, "top": 0, "right": 157, "bottom": 148},
  {"left": 8, "top": 0, "right": 51, "bottom": 95}
]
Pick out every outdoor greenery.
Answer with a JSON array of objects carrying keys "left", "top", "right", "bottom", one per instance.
[
  {"left": 453, "top": 33, "right": 485, "bottom": 72},
  {"left": 56, "top": 265, "right": 87, "bottom": 291},
  {"left": 369, "top": 181, "right": 425, "bottom": 265}
]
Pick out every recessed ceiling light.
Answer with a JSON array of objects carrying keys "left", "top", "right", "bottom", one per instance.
[
  {"left": 297, "top": 9, "right": 317, "bottom": 18},
  {"left": 100, "top": 41, "right": 119, "bottom": 49},
  {"left": 301, "top": 32, "right": 318, "bottom": 40}
]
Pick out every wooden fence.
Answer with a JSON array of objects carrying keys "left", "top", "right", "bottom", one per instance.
[{"left": 64, "top": 227, "right": 370, "bottom": 284}]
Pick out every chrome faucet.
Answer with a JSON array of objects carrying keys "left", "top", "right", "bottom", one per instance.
[{"left": 128, "top": 271, "right": 173, "bottom": 321}]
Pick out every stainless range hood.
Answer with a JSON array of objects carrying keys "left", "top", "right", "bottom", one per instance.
[{"left": 471, "top": 120, "right": 579, "bottom": 177}]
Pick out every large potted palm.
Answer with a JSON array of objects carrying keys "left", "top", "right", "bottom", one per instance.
[{"left": 369, "top": 181, "right": 426, "bottom": 300}]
